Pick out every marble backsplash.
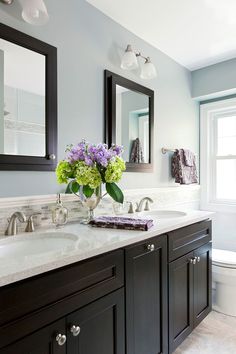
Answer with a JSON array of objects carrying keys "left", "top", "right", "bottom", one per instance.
[{"left": 0, "top": 185, "right": 200, "bottom": 236}]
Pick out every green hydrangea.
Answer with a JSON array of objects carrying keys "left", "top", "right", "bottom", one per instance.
[
  {"left": 56, "top": 161, "right": 75, "bottom": 184},
  {"left": 75, "top": 161, "right": 102, "bottom": 189},
  {"left": 105, "top": 157, "right": 126, "bottom": 183}
]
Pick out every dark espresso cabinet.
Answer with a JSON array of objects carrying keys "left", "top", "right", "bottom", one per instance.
[
  {"left": 0, "top": 250, "right": 125, "bottom": 354},
  {"left": 193, "top": 242, "right": 212, "bottom": 327},
  {"left": 168, "top": 221, "right": 212, "bottom": 353},
  {"left": 125, "top": 235, "right": 168, "bottom": 354},
  {"left": 0, "top": 220, "right": 212, "bottom": 354},
  {"left": 66, "top": 289, "right": 125, "bottom": 354},
  {"left": 1, "top": 319, "right": 66, "bottom": 354},
  {"left": 169, "top": 252, "right": 194, "bottom": 351}
]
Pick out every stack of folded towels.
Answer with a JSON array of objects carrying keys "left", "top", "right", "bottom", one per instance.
[{"left": 90, "top": 216, "right": 154, "bottom": 231}]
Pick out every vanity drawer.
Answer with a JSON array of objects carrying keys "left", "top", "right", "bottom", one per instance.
[
  {"left": 168, "top": 220, "right": 212, "bottom": 262},
  {"left": 0, "top": 249, "right": 124, "bottom": 329}
]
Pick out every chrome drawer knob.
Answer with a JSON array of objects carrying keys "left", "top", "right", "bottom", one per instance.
[
  {"left": 56, "top": 333, "right": 67, "bottom": 346},
  {"left": 48, "top": 153, "right": 56, "bottom": 160},
  {"left": 190, "top": 258, "right": 196, "bottom": 265},
  {"left": 147, "top": 244, "right": 155, "bottom": 252},
  {"left": 197, "top": 256, "right": 201, "bottom": 263},
  {"left": 70, "top": 325, "right": 81, "bottom": 336}
]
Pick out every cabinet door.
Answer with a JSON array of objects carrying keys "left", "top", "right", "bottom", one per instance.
[
  {"left": 169, "top": 252, "right": 194, "bottom": 353},
  {"left": 126, "top": 235, "right": 168, "bottom": 354},
  {"left": 67, "top": 288, "right": 125, "bottom": 354},
  {"left": 1, "top": 319, "right": 66, "bottom": 354},
  {"left": 193, "top": 242, "right": 212, "bottom": 326}
]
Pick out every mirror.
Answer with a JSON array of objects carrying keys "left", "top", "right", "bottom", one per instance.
[
  {"left": 0, "top": 23, "right": 57, "bottom": 171},
  {"left": 0, "top": 38, "right": 46, "bottom": 157},
  {"left": 116, "top": 85, "right": 149, "bottom": 164},
  {"left": 105, "top": 71, "right": 154, "bottom": 172}
]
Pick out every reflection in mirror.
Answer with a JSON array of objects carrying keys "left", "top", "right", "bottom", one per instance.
[
  {"left": 105, "top": 70, "right": 154, "bottom": 172},
  {"left": 0, "top": 39, "right": 45, "bottom": 157},
  {"left": 116, "top": 85, "right": 149, "bottom": 164}
]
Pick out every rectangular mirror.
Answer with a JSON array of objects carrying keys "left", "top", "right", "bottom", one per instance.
[
  {"left": 0, "top": 23, "right": 57, "bottom": 171},
  {"left": 105, "top": 71, "right": 154, "bottom": 172}
]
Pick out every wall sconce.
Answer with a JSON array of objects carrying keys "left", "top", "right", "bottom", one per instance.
[
  {"left": 0, "top": 0, "right": 49, "bottom": 25},
  {"left": 121, "top": 44, "right": 157, "bottom": 80}
]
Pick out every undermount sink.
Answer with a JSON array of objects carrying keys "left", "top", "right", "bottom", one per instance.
[
  {"left": 0, "top": 232, "right": 78, "bottom": 263},
  {"left": 139, "top": 210, "right": 187, "bottom": 219}
]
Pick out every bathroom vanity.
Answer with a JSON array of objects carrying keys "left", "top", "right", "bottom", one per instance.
[
  {"left": 0, "top": 215, "right": 212, "bottom": 354},
  {"left": 0, "top": 216, "right": 211, "bottom": 354}
]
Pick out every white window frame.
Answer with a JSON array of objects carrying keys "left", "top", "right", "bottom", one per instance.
[{"left": 200, "top": 98, "right": 236, "bottom": 213}]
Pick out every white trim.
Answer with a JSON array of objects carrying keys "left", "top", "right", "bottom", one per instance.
[
  {"left": 193, "top": 89, "right": 236, "bottom": 102},
  {"left": 200, "top": 99, "right": 236, "bottom": 212}
]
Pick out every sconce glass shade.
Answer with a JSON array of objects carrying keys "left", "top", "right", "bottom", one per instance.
[
  {"left": 19, "top": 0, "right": 49, "bottom": 25},
  {"left": 0, "top": 0, "right": 14, "bottom": 4},
  {"left": 140, "top": 57, "right": 157, "bottom": 79},
  {"left": 121, "top": 45, "right": 138, "bottom": 70}
]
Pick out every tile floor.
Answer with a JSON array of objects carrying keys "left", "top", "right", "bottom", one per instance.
[{"left": 173, "top": 311, "right": 236, "bottom": 354}]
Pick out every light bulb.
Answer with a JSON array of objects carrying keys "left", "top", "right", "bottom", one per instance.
[
  {"left": 140, "top": 57, "right": 157, "bottom": 79},
  {"left": 19, "top": 0, "right": 49, "bottom": 26},
  {"left": 121, "top": 45, "right": 138, "bottom": 70}
]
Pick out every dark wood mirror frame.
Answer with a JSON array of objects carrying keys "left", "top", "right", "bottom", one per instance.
[
  {"left": 105, "top": 70, "right": 154, "bottom": 172},
  {"left": 0, "top": 23, "right": 57, "bottom": 171}
]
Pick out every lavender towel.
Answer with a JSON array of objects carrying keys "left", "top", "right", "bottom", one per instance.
[
  {"left": 171, "top": 149, "right": 198, "bottom": 185},
  {"left": 90, "top": 216, "right": 154, "bottom": 231}
]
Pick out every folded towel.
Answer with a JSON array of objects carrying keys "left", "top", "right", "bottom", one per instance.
[
  {"left": 171, "top": 149, "right": 198, "bottom": 185},
  {"left": 90, "top": 216, "right": 154, "bottom": 231}
]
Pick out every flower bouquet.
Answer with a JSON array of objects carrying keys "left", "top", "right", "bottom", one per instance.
[{"left": 56, "top": 140, "right": 126, "bottom": 222}]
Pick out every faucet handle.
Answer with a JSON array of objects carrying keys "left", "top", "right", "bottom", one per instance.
[
  {"left": 144, "top": 198, "right": 153, "bottom": 211},
  {"left": 127, "top": 201, "right": 135, "bottom": 214},
  {"left": 25, "top": 213, "right": 41, "bottom": 232}
]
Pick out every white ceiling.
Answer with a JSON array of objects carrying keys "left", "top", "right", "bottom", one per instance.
[{"left": 87, "top": 0, "right": 236, "bottom": 71}]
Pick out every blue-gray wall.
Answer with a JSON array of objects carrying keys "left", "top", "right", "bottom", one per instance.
[
  {"left": 192, "top": 58, "right": 236, "bottom": 100},
  {"left": 0, "top": 0, "right": 199, "bottom": 197}
]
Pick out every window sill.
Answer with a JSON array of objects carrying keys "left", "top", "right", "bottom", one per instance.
[{"left": 201, "top": 201, "right": 236, "bottom": 213}]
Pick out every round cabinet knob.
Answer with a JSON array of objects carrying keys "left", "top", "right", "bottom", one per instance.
[
  {"left": 190, "top": 258, "right": 196, "bottom": 265},
  {"left": 70, "top": 325, "right": 81, "bottom": 336},
  {"left": 56, "top": 333, "right": 67, "bottom": 346},
  {"left": 197, "top": 256, "right": 201, "bottom": 263},
  {"left": 48, "top": 154, "right": 56, "bottom": 160},
  {"left": 147, "top": 244, "right": 155, "bottom": 252}
]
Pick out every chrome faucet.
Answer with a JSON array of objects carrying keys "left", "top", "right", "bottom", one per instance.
[
  {"left": 5, "top": 212, "right": 27, "bottom": 236},
  {"left": 136, "top": 197, "right": 154, "bottom": 212}
]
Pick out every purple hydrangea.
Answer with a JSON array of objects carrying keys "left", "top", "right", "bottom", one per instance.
[{"left": 66, "top": 141, "right": 123, "bottom": 167}]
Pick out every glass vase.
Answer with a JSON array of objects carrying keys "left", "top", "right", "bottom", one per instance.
[{"left": 81, "top": 185, "right": 102, "bottom": 224}]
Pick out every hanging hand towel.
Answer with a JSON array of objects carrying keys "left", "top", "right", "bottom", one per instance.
[
  {"left": 171, "top": 149, "right": 198, "bottom": 184},
  {"left": 130, "top": 138, "right": 144, "bottom": 163}
]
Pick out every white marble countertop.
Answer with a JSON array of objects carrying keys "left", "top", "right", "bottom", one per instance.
[{"left": 0, "top": 210, "right": 213, "bottom": 287}]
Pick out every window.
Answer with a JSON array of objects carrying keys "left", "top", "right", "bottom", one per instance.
[{"left": 200, "top": 99, "right": 236, "bottom": 211}]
